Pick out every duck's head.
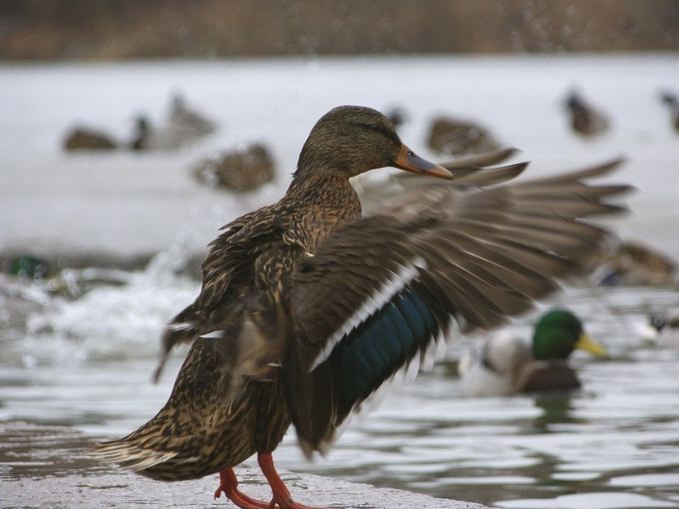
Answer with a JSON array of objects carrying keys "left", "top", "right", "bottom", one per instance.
[
  {"left": 565, "top": 91, "right": 586, "bottom": 112},
  {"left": 532, "top": 309, "right": 607, "bottom": 361},
  {"left": 134, "top": 115, "right": 150, "bottom": 134},
  {"left": 295, "top": 105, "right": 452, "bottom": 180},
  {"left": 171, "top": 92, "right": 185, "bottom": 111},
  {"left": 660, "top": 91, "right": 678, "bottom": 108}
]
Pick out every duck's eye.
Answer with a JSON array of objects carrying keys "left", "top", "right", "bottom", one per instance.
[{"left": 407, "top": 150, "right": 415, "bottom": 157}]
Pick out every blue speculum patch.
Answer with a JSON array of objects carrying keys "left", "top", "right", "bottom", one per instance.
[{"left": 337, "top": 286, "right": 437, "bottom": 407}]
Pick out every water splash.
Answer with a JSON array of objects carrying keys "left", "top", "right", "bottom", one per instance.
[{"left": 6, "top": 241, "right": 200, "bottom": 367}]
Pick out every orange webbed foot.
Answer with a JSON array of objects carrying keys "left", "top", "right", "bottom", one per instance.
[
  {"left": 214, "top": 468, "right": 271, "bottom": 509},
  {"left": 258, "top": 453, "right": 329, "bottom": 509}
]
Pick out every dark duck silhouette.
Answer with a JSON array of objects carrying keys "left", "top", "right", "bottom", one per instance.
[
  {"left": 564, "top": 90, "right": 610, "bottom": 138},
  {"left": 129, "top": 115, "right": 151, "bottom": 151},
  {"left": 93, "top": 106, "right": 629, "bottom": 508},
  {"left": 386, "top": 106, "right": 408, "bottom": 131},
  {"left": 660, "top": 92, "right": 679, "bottom": 133}
]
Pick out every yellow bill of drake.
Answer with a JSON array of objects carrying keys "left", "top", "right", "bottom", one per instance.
[{"left": 575, "top": 334, "right": 608, "bottom": 357}]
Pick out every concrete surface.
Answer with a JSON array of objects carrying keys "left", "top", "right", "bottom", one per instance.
[{"left": 0, "top": 422, "right": 489, "bottom": 509}]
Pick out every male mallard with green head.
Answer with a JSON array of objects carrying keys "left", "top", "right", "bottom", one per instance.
[
  {"left": 460, "top": 309, "right": 607, "bottom": 397},
  {"left": 93, "top": 106, "right": 628, "bottom": 508}
]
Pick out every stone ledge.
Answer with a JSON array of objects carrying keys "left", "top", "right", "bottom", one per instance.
[{"left": 1, "top": 422, "right": 489, "bottom": 509}]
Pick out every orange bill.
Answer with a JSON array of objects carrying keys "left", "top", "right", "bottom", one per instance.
[{"left": 393, "top": 145, "right": 454, "bottom": 180}]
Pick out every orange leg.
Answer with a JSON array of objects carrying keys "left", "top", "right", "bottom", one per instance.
[
  {"left": 258, "top": 452, "right": 326, "bottom": 509},
  {"left": 214, "top": 468, "right": 271, "bottom": 509}
]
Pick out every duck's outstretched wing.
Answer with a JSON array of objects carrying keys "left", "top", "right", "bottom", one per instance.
[
  {"left": 440, "top": 147, "right": 519, "bottom": 169},
  {"left": 284, "top": 158, "right": 630, "bottom": 456},
  {"left": 359, "top": 150, "right": 527, "bottom": 215}
]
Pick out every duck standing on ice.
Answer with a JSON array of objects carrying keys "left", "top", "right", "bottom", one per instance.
[{"left": 94, "top": 106, "right": 629, "bottom": 509}]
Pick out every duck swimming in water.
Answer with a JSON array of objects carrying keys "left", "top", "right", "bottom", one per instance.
[
  {"left": 459, "top": 309, "right": 607, "bottom": 397},
  {"left": 93, "top": 106, "right": 628, "bottom": 508}
]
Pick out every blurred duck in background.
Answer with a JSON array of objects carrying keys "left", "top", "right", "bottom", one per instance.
[
  {"left": 63, "top": 125, "right": 117, "bottom": 151},
  {"left": 659, "top": 91, "right": 679, "bottom": 134},
  {"left": 129, "top": 115, "right": 152, "bottom": 151},
  {"left": 64, "top": 92, "right": 216, "bottom": 152},
  {"left": 169, "top": 92, "right": 217, "bottom": 138},
  {"left": 649, "top": 309, "right": 679, "bottom": 349},
  {"left": 130, "top": 93, "right": 216, "bottom": 151},
  {"left": 385, "top": 106, "right": 409, "bottom": 132},
  {"left": 192, "top": 143, "right": 275, "bottom": 193},
  {"left": 591, "top": 240, "right": 677, "bottom": 287},
  {"left": 459, "top": 309, "right": 607, "bottom": 397},
  {"left": 426, "top": 115, "right": 501, "bottom": 156},
  {"left": 564, "top": 89, "right": 610, "bottom": 138}
]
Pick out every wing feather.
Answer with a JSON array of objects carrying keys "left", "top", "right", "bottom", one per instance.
[{"left": 284, "top": 158, "right": 629, "bottom": 454}]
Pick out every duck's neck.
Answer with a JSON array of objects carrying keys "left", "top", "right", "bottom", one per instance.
[
  {"left": 282, "top": 167, "right": 362, "bottom": 250},
  {"left": 286, "top": 167, "right": 360, "bottom": 212}
]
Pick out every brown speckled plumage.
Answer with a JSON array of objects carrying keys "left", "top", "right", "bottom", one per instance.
[
  {"left": 102, "top": 340, "right": 288, "bottom": 481},
  {"left": 93, "top": 106, "right": 422, "bottom": 507},
  {"left": 93, "top": 106, "right": 629, "bottom": 508}
]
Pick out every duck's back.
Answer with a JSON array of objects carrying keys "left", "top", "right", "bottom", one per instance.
[{"left": 94, "top": 205, "right": 299, "bottom": 480}]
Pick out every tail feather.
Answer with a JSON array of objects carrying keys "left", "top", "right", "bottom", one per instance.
[
  {"left": 91, "top": 437, "right": 210, "bottom": 481},
  {"left": 92, "top": 339, "right": 256, "bottom": 481},
  {"left": 92, "top": 439, "right": 180, "bottom": 472}
]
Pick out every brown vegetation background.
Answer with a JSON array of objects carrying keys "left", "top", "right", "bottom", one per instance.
[{"left": 1, "top": 0, "right": 678, "bottom": 60}]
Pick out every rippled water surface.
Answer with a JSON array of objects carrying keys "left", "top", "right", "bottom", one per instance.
[
  {"left": 2, "top": 55, "right": 679, "bottom": 508},
  {"left": 2, "top": 284, "right": 679, "bottom": 508}
]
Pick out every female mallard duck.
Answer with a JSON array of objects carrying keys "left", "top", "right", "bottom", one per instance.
[
  {"left": 594, "top": 240, "right": 677, "bottom": 287},
  {"left": 426, "top": 115, "right": 501, "bottom": 156},
  {"left": 564, "top": 90, "right": 610, "bottom": 138},
  {"left": 93, "top": 106, "right": 628, "bottom": 508},
  {"left": 192, "top": 143, "right": 275, "bottom": 193},
  {"left": 459, "top": 309, "right": 607, "bottom": 397}
]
